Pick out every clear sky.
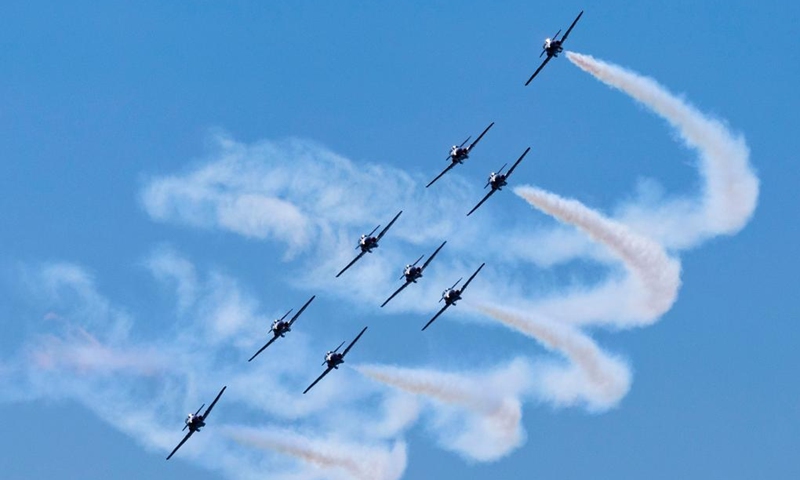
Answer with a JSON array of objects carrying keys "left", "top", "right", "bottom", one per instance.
[{"left": 1, "top": 1, "right": 798, "bottom": 479}]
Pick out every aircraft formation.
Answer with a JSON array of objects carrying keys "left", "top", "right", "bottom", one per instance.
[{"left": 165, "top": 9, "right": 584, "bottom": 462}]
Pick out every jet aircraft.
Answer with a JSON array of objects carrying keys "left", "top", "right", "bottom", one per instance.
[
  {"left": 248, "top": 295, "right": 316, "bottom": 362},
  {"left": 422, "top": 263, "right": 485, "bottom": 331},
  {"left": 166, "top": 386, "right": 227, "bottom": 460},
  {"left": 303, "top": 326, "right": 368, "bottom": 394},
  {"left": 381, "top": 240, "right": 447, "bottom": 308},
  {"left": 336, "top": 211, "right": 403, "bottom": 278},
  {"left": 426, "top": 122, "right": 495, "bottom": 188},
  {"left": 466, "top": 147, "right": 531, "bottom": 216},
  {"left": 525, "top": 10, "right": 584, "bottom": 86}
]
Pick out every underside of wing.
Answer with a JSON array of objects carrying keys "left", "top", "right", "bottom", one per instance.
[
  {"left": 505, "top": 147, "right": 531, "bottom": 178},
  {"left": 342, "top": 326, "right": 368, "bottom": 357},
  {"left": 248, "top": 335, "right": 279, "bottom": 362},
  {"left": 377, "top": 211, "right": 403, "bottom": 241},
  {"left": 289, "top": 295, "right": 316, "bottom": 326},
  {"left": 426, "top": 162, "right": 457, "bottom": 188},
  {"left": 421, "top": 240, "right": 447, "bottom": 271},
  {"left": 467, "top": 190, "right": 497, "bottom": 216},
  {"left": 202, "top": 386, "right": 227, "bottom": 420},
  {"left": 381, "top": 281, "right": 410, "bottom": 308},
  {"left": 460, "top": 262, "right": 485, "bottom": 293},
  {"left": 303, "top": 367, "right": 334, "bottom": 394},
  {"left": 561, "top": 10, "right": 584, "bottom": 43},
  {"left": 336, "top": 251, "right": 366, "bottom": 278},
  {"left": 166, "top": 430, "right": 194, "bottom": 460},
  {"left": 467, "top": 122, "right": 495, "bottom": 151},
  {"left": 525, "top": 56, "right": 552, "bottom": 86},
  {"left": 422, "top": 304, "right": 450, "bottom": 331}
]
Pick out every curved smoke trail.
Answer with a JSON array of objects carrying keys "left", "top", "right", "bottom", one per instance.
[
  {"left": 516, "top": 185, "right": 682, "bottom": 326},
  {"left": 356, "top": 361, "right": 529, "bottom": 461},
  {"left": 567, "top": 51, "right": 759, "bottom": 248},
  {"left": 471, "top": 303, "right": 630, "bottom": 410},
  {"left": 225, "top": 426, "right": 407, "bottom": 480}
]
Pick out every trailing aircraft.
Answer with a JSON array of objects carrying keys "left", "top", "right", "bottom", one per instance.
[{"left": 303, "top": 326, "right": 368, "bottom": 394}]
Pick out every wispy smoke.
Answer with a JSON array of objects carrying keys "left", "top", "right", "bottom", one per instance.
[
  {"left": 567, "top": 51, "right": 759, "bottom": 248},
  {"left": 225, "top": 426, "right": 407, "bottom": 480},
  {"left": 516, "top": 185, "right": 682, "bottom": 326},
  {"left": 471, "top": 303, "right": 630, "bottom": 411},
  {"left": 356, "top": 360, "right": 530, "bottom": 461}
]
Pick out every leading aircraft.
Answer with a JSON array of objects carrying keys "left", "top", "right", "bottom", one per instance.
[
  {"left": 525, "top": 10, "right": 584, "bottom": 86},
  {"left": 426, "top": 122, "right": 495, "bottom": 188},
  {"left": 381, "top": 240, "right": 447, "bottom": 308},
  {"left": 248, "top": 295, "right": 316, "bottom": 362},
  {"left": 422, "top": 263, "right": 485, "bottom": 331},
  {"left": 166, "top": 386, "right": 227, "bottom": 460},
  {"left": 466, "top": 147, "right": 531, "bottom": 216},
  {"left": 336, "top": 211, "right": 403, "bottom": 278},
  {"left": 303, "top": 326, "right": 368, "bottom": 394}
]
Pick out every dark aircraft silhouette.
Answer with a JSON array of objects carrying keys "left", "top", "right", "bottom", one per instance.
[
  {"left": 466, "top": 147, "right": 531, "bottom": 216},
  {"left": 248, "top": 295, "right": 316, "bottom": 362},
  {"left": 381, "top": 241, "right": 447, "bottom": 308},
  {"left": 336, "top": 211, "right": 403, "bottom": 278},
  {"left": 166, "top": 386, "right": 226, "bottom": 460},
  {"left": 422, "top": 263, "right": 485, "bottom": 331},
  {"left": 525, "top": 11, "right": 584, "bottom": 86},
  {"left": 303, "top": 326, "right": 368, "bottom": 394},
  {"left": 426, "top": 122, "right": 494, "bottom": 188}
]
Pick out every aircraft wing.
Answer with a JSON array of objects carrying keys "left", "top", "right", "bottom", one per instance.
[
  {"left": 201, "top": 386, "right": 227, "bottom": 420},
  {"left": 303, "top": 366, "right": 334, "bottom": 394},
  {"left": 381, "top": 281, "right": 410, "bottom": 308},
  {"left": 505, "top": 147, "right": 531, "bottom": 179},
  {"left": 460, "top": 263, "right": 485, "bottom": 294},
  {"left": 289, "top": 295, "right": 315, "bottom": 326},
  {"left": 248, "top": 335, "right": 280, "bottom": 362},
  {"left": 342, "top": 326, "right": 368, "bottom": 358},
  {"left": 422, "top": 304, "right": 450, "bottom": 331},
  {"left": 467, "top": 122, "right": 495, "bottom": 152},
  {"left": 525, "top": 56, "right": 552, "bottom": 86},
  {"left": 166, "top": 430, "right": 194, "bottom": 460},
  {"left": 421, "top": 241, "right": 447, "bottom": 271},
  {"left": 336, "top": 251, "right": 367, "bottom": 278},
  {"left": 426, "top": 162, "right": 458, "bottom": 188},
  {"left": 376, "top": 211, "right": 403, "bottom": 241},
  {"left": 466, "top": 190, "right": 498, "bottom": 216},
  {"left": 560, "top": 10, "right": 584, "bottom": 44}
]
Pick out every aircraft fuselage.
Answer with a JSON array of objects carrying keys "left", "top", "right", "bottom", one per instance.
[
  {"left": 360, "top": 236, "right": 378, "bottom": 253},
  {"left": 489, "top": 174, "right": 508, "bottom": 190},
  {"left": 404, "top": 266, "right": 423, "bottom": 282},
  {"left": 185, "top": 414, "right": 206, "bottom": 432},
  {"left": 544, "top": 39, "right": 563, "bottom": 58},
  {"left": 443, "top": 288, "right": 462, "bottom": 306},
  {"left": 325, "top": 352, "right": 344, "bottom": 369},
  {"left": 272, "top": 321, "right": 290, "bottom": 337}
]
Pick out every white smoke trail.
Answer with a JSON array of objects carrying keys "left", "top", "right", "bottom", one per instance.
[
  {"left": 472, "top": 303, "right": 630, "bottom": 411},
  {"left": 567, "top": 51, "right": 759, "bottom": 248},
  {"left": 356, "top": 361, "right": 530, "bottom": 461},
  {"left": 516, "top": 185, "right": 682, "bottom": 325},
  {"left": 225, "top": 426, "right": 407, "bottom": 480}
]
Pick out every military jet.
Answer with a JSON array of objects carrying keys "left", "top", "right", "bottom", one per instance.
[
  {"left": 467, "top": 147, "right": 531, "bottom": 216},
  {"left": 248, "top": 295, "right": 316, "bottom": 362},
  {"left": 422, "top": 263, "right": 485, "bottom": 331},
  {"left": 303, "top": 326, "right": 368, "bottom": 394},
  {"left": 426, "top": 122, "right": 495, "bottom": 188},
  {"left": 381, "top": 240, "right": 447, "bottom": 308},
  {"left": 525, "top": 10, "right": 584, "bottom": 86},
  {"left": 336, "top": 211, "right": 403, "bottom": 278},
  {"left": 166, "top": 386, "right": 227, "bottom": 460}
]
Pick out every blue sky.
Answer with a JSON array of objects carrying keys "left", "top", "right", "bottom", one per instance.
[{"left": 1, "top": 1, "right": 798, "bottom": 479}]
